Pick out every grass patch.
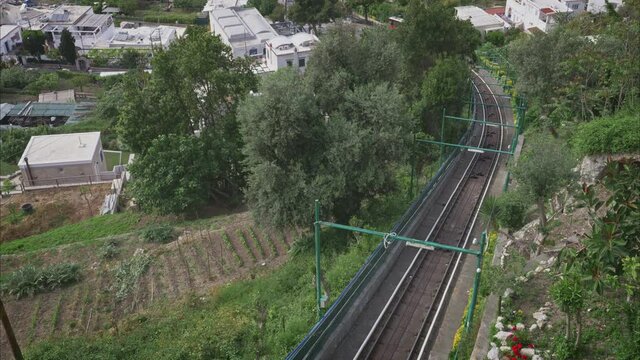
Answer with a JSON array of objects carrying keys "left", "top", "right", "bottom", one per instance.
[
  {"left": 104, "top": 151, "right": 131, "bottom": 171},
  {"left": 0, "top": 212, "right": 142, "bottom": 255},
  {"left": 0, "top": 160, "right": 18, "bottom": 176},
  {"left": 139, "top": 224, "right": 176, "bottom": 244}
]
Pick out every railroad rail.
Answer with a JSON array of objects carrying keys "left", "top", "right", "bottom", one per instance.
[{"left": 323, "top": 69, "right": 510, "bottom": 360}]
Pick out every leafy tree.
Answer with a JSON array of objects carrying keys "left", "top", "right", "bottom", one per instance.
[
  {"left": 495, "top": 189, "right": 531, "bottom": 232},
  {"left": 0, "top": 66, "right": 40, "bottom": 89},
  {"left": 288, "top": 0, "right": 342, "bottom": 34},
  {"left": 129, "top": 134, "right": 214, "bottom": 214},
  {"left": 347, "top": 0, "right": 383, "bottom": 23},
  {"left": 485, "top": 31, "right": 505, "bottom": 47},
  {"left": 551, "top": 272, "right": 586, "bottom": 347},
  {"left": 119, "top": 49, "right": 145, "bottom": 69},
  {"left": 414, "top": 57, "right": 469, "bottom": 135},
  {"left": 269, "top": 4, "right": 286, "bottom": 21},
  {"left": 115, "top": 0, "right": 137, "bottom": 15},
  {"left": 396, "top": 0, "right": 480, "bottom": 98},
  {"left": 239, "top": 69, "right": 327, "bottom": 227},
  {"left": 511, "top": 133, "right": 575, "bottom": 228},
  {"left": 248, "top": 0, "right": 278, "bottom": 16},
  {"left": 239, "top": 69, "right": 412, "bottom": 227},
  {"left": 25, "top": 72, "right": 59, "bottom": 95},
  {"left": 59, "top": 29, "right": 77, "bottom": 64},
  {"left": 305, "top": 25, "right": 401, "bottom": 113},
  {"left": 22, "top": 30, "right": 46, "bottom": 59}
]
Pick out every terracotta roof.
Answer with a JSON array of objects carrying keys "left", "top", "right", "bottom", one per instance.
[
  {"left": 540, "top": 7, "right": 555, "bottom": 14},
  {"left": 484, "top": 7, "right": 505, "bottom": 15}
]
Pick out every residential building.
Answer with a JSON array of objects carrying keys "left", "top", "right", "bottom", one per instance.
[
  {"left": 18, "top": 132, "right": 110, "bottom": 186},
  {"left": 587, "top": 0, "right": 623, "bottom": 13},
  {"left": 1, "top": 4, "right": 115, "bottom": 51},
  {"left": 505, "top": 0, "right": 586, "bottom": 32},
  {"left": 455, "top": 6, "right": 509, "bottom": 35},
  {"left": 264, "top": 32, "right": 318, "bottom": 73},
  {"left": 208, "top": 6, "right": 277, "bottom": 58},
  {"left": 0, "top": 24, "right": 21, "bottom": 55},
  {"left": 94, "top": 25, "right": 186, "bottom": 50},
  {"left": 203, "top": 0, "right": 248, "bottom": 12}
]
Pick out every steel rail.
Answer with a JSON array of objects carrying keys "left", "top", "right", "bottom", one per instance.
[
  {"left": 414, "top": 68, "right": 506, "bottom": 359},
  {"left": 352, "top": 75, "right": 489, "bottom": 360}
]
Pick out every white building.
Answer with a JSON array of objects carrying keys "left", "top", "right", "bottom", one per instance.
[
  {"left": 454, "top": 6, "right": 509, "bottom": 35},
  {"left": 587, "top": 0, "right": 623, "bottom": 13},
  {"left": 18, "top": 132, "right": 111, "bottom": 186},
  {"left": 1, "top": 24, "right": 22, "bottom": 55},
  {"left": 1, "top": 4, "right": 115, "bottom": 51},
  {"left": 94, "top": 25, "right": 186, "bottom": 50},
  {"left": 264, "top": 32, "right": 318, "bottom": 73},
  {"left": 203, "top": 0, "right": 248, "bottom": 12},
  {"left": 505, "top": 0, "right": 586, "bottom": 32},
  {"left": 208, "top": 7, "right": 277, "bottom": 58}
]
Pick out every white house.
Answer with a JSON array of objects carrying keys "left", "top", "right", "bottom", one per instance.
[
  {"left": 587, "top": 0, "right": 623, "bottom": 13},
  {"left": 40, "top": 6, "right": 115, "bottom": 51},
  {"left": 264, "top": 32, "right": 318, "bottom": 73},
  {"left": 454, "top": 6, "right": 509, "bottom": 35},
  {"left": 94, "top": 25, "right": 186, "bottom": 50},
  {"left": 1, "top": 24, "right": 22, "bottom": 55},
  {"left": 18, "top": 132, "right": 112, "bottom": 186},
  {"left": 505, "top": 0, "right": 586, "bottom": 32},
  {"left": 208, "top": 7, "right": 277, "bottom": 58},
  {"left": 203, "top": 0, "right": 248, "bottom": 11}
]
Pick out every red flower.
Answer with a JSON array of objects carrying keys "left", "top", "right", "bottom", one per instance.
[
  {"left": 512, "top": 326, "right": 517, "bottom": 331},
  {"left": 512, "top": 335, "right": 519, "bottom": 342},
  {"left": 528, "top": 343, "right": 535, "bottom": 348}
]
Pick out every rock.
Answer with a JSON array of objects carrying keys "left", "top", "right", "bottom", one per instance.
[
  {"left": 503, "top": 288, "right": 514, "bottom": 298},
  {"left": 500, "top": 346, "right": 511, "bottom": 353},
  {"left": 544, "top": 302, "right": 552, "bottom": 307},
  {"left": 495, "top": 321, "right": 504, "bottom": 331},
  {"left": 133, "top": 248, "right": 145, "bottom": 256},
  {"left": 529, "top": 324, "right": 538, "bottom": 332},
  {"left": 521, "top": 348, "right": 535, "bottom": 357},
  {"left": 579, "top": 153, "right": 640, "bottom": 185},
  {"left": 494, "top": 331, "right": 513, "bottom": 344},
  {"left": 533, "top": 311, "right": 548, "bottom": 328},
  {"left": 544, "top": 268, "right": 551, "bottom": 272},
  {"left": 516, "top": 323, "right": 525, "bottom": 330},
  {"left": 516, "top": 276, "right": 527, "bottom": 283},
  {"left": 535, "top": 266, "right": 544, "bottom": 273},
  {"left": 532, "top": 355, "right": 543, "bottom": 360},
  {"left": 487, "top": 345, "right": 500, "bottom": 360}
]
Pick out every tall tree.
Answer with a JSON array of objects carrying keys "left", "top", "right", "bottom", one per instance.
[
  {"left": 414, "top": 57, "right": 469, "bottom": 135},
  {"left": 239, "top": 69, "right": 327, "bottom": 227},
  {"left": 347, "top": 0, "right": 383, "bottom": 23},
  {"left": 58, "top": 29, "right": 77, "bottom": 64},
  {"left": 288, "top": 0, "right": 342, "bottom": 33},
  {"left": 21, "top": 30, "right": 46, "bottom": 60},
  {"left": 129, "top": 134, "right": 215, "bottom": 214},
  {"left": 511, "top": 133, "right": 575, "bottom": 228},
  {"left": 396, "top": 0, "right": 480, "bottom": 98}
]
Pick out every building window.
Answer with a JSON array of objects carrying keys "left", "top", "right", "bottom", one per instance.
[
  {"left": 100, "top": 151, "right": 104, "bottom": 162},
  {"left": 298, "top": 58, "right": 305, "bottom": 67},
  {"left": 249, "top": 48, "right": 258, "bottom": 56},
  {"left": 286, "top": 60, "right": 293, "bottom": 67}
]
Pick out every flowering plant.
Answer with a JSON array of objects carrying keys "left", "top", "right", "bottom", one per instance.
[{"left": 505, "top": 328, "right": 535, "bottom": 360}]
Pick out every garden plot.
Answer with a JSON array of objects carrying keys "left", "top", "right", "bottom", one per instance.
[{"left": 0, "top": 211, "right": 301, "bottom": 359}]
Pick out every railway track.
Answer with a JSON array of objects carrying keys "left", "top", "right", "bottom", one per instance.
[{"left": 327, "top": 69, "right": 510, "bottom": 360}]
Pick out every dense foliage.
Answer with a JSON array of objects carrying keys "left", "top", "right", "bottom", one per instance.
[
  {"left": 21, "top": 30, "right": 46, "bottom": 59},
  {"left": 119, "top": 27, "right": 256, "bottom": 213},
  {"left": 239, "top": 27, "right": 414, "bottom": 227},
  {"left": 572, "top": 111, "right": 640, "bottom": 156},
  {"left": 59, "top": 29, "right": 77, "bottom": 65},
  {"left": 1, "top": 263, "right": 81, "bottom": 299}
]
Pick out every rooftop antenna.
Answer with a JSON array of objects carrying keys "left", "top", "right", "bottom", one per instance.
[{"left": 78, "top": 136, "right": 86, "bottom": 148}]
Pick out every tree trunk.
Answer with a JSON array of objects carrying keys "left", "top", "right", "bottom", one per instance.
[
  {"left": 537, "top": 197, "right": 547, "bottom": 228},
  {"left": 364, "top": 6, "right": 369, "bottom": 23},
  {"left": 574, "top": 310, "right": 582, "bottom": 348},
  {"left": 565, "top": 312, "right": 571, "bottom": 340}
]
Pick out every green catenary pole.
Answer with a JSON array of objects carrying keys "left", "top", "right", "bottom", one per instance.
[
  {"left": 440, "top": 108, "right": 446, "bottom": 166},
  {"left": 314, "top": 199, "right": 322, "bottom": 319},
  {"left": 465, "top": 231, "right": 486, "bottom": 331}
]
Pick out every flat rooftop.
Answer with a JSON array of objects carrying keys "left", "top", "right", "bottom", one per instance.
[
  {"left": 455, "top": 6, "right": 506, "bottom": 29},
  {"left": 0, "top": 24, "right": 20, "bottom": 40},
  {"left": 18, "top": 132, "right": 101, "bottom": 167},
  {"left": 212, "top": 7, "right": 277, "bottom": 43},
  {"left": 203, "top": 0, "right": 248, "bottom": 11}
]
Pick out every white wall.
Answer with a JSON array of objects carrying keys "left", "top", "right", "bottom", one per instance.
[{"left": 1, "top": 26, "right": 22, "bottom": 55}]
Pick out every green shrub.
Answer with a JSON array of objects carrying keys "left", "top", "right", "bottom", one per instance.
[
  {"left": 0, "top": 66, "right": 40, "bottom": 89},
  {"left": 140, "top": 225, "right": 176, "bottom": 244},
  {"left": 572, "top": 112, "right": 640, "bottom": 156},
  {"left": 98, "top": 239, "right": 120, "bottom": 260},
  {"left": 1, "top": 263, "right": 81, "bottom": 299},
  {"left": 495, "top": 189, "right": 531, "bottom": 231}
]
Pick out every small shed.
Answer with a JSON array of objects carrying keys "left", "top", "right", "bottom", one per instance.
[{"left": 18, "top": 132, "right": 108, "bottom": 187}]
